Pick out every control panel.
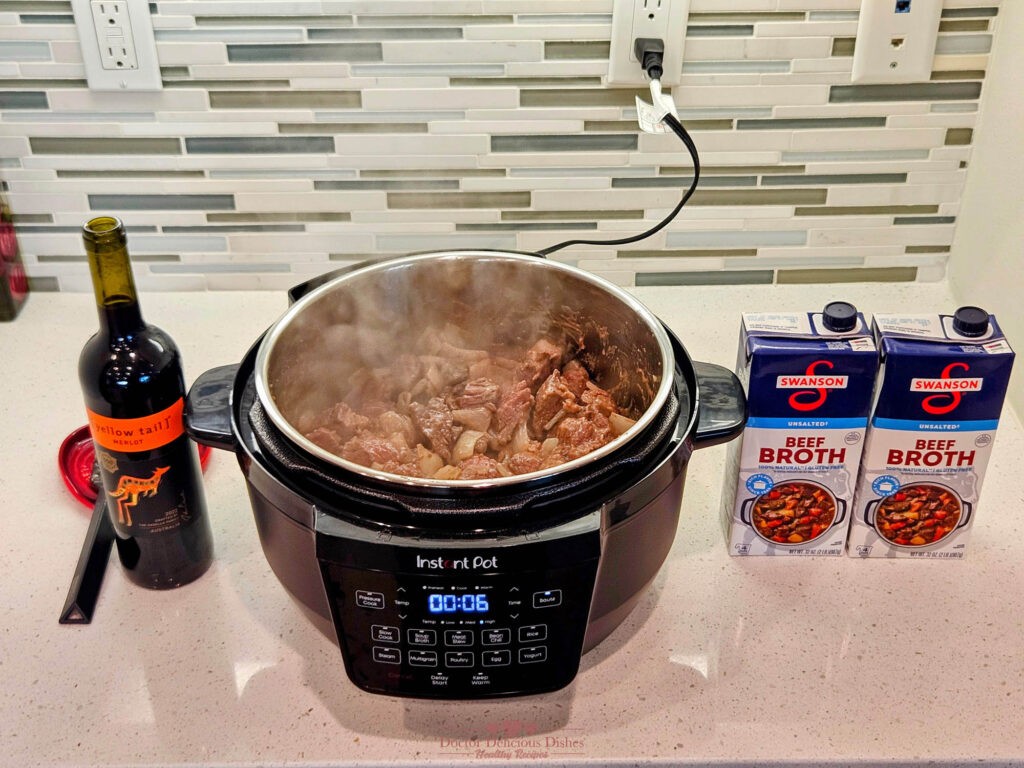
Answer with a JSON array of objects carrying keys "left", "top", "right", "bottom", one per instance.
[{"left": 315, "top": 513, "right": 602, "bottom": 698}]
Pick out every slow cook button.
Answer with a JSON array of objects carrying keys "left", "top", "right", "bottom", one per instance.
[
  {"left": 408, "top": 650, "right": 438, "bottom": 668},
  {"left": 532, "top": 589, "right": 562, "bottom": 608},
  {"left": 371, "top": 624, "right": 400, "bottom": 643},
  {"left": 482, "top": 650, "right": 511, "bottom": 667},
  {"left": 444, "top": 630, "right": 474, "bottom": 647},
  {"left": 445, "top": 651, "right": 474, "bottom": 669},
  {"left": 482, "top": 628, "right": 511, "bottom": 646},
  {"left": 372, "top": 646, "right": 401, "bottom": 665},
  {"left": 518, "top": 646, "right": 547, "bottom": 664},
  {"left": 356, "top": 590, "right": 385, "bottom": 610},
  {"left": 518, "top": 624, "right": 547, "bottom": 643},
  {"left": 408, "top": 628, "right": 437, "bottom": 646}
]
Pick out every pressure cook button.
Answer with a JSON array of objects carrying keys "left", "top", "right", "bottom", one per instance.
[
  {"left": 482, "top": 650, "right": 511, "bottom": 667},
  {"left": 482, "top": 628, "right": 511, "bottom": 646},
  {"left": 408, "top": 650, "right": 438, "bottom": 668},
  {"left": 518, "top": 624, "right": 547, "bottom": 643},
  {"left": 371, "top": 625, "right": 400, "bottom": 643},
  {"left": 372, "top": 646, "right": 401, "bottom": 665},
  {"left": 445, "top": 651, "right": 474, "bottom": 668},
  {"left": 408, "top": 628, "right": 437, "bottom": 646},
  {"left": 356, "top": 590, "right": 385, "bottom": 610},
  {"left": 532, "top": 589, "right": 562, "bottom": 608},
  {"left": 445, "top": 630, "right": 474, "bottom": 647},
  {"left": 518, "top": 646, "right": 547, "bottom": 664}
]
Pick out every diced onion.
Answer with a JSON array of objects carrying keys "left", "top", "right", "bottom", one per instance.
[
  {"left": 452, "top": 430, "right": 486, "bottom": 463},
  {"left": 416, "top": 445, "right": 443, "bottom": 477},
  {"left": 608, "top": 412, "right": 636, "bottom": 437},
  {"left": 433, "top": 465, "right": 461, "bottom": 481},
  {"left": 540, "top": 437, "right": 559, "bottom": 458}
]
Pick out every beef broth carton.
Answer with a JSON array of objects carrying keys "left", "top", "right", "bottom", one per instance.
[
  {"left": 848, "top": 307, "right": 1015, "bottom": 559},
  {"left": 722, "top": 303, "right": 879, "bottom": 556}
]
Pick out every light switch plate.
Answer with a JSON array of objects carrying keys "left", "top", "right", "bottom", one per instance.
[{"left": 851, "top": 0, "right": 942, "bottom": 84}]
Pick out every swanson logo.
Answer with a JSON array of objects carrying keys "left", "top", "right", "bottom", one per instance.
[
  {"left": 776, "top": 360, "right": 848, "bottom": 412},
  {"left": 912, "top": 362, "right": 981, "bottom": 415}
]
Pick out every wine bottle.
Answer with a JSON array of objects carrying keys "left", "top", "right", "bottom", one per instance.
[{"left": 78, "top": 216, "right": 213, "bottom": 589}]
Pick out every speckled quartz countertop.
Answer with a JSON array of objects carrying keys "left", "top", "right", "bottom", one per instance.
[{"left": 2, "top": 281, "right": 1023, "bottom": 768}]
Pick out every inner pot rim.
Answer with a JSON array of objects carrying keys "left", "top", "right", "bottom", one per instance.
[{"left": 253, "top": 249, "right": 678, "bottom": 490}]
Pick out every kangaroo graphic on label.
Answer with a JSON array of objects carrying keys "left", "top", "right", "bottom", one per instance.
[{"left": 108, "top": 466, "right": 170, "bottom": 526}]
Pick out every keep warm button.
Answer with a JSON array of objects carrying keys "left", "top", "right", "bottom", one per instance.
[{"left": 532, "top": 589, "right": 561, "bottom": 608}]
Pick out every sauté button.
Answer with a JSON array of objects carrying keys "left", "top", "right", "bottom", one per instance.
[{"left": 532, "top": 589, "right": 562, "bottom": 608}]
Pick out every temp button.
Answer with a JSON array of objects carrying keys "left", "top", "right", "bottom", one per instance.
[{"left": 533, "top": 589, "right": 562, "bottom": 608}]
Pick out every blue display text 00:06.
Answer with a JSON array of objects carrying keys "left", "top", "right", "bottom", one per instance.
[{"left": 428, "top": 593, "right": 490, "bottom": 613}]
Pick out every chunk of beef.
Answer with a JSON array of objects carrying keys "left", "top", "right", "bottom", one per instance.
[
  {"left": 317, "top": 401, "right": 371, "bottom": 440},
  {"left": 561, "top": 359, "right": 591, "bottom": 399},
  {"left": 517, "top": 338, "right": 564, "bottom": 388},
  {"left": 305, "top": 427, "right": 346, "bottom": 456},
  {"left": 581, "top": 381, "right": 616, "bottom": 418},
  {"left": 456, "top": 377, "right": 501, "bottom": 409},
  {"left": 409, "top": 397, "right": 457, "bottom": 462},
  {"left": 340, "top": 432, "right": 403, "bottom": 467},
  {"left": 555, "top": 411, "right": 614, "bottom": 459},
  {"left": 458, "top": 454, "right": 506, "bottom": 480},
  {"left": 505, "top": 450, "right": 543, "bottom": 475},
  {"left": 494, "top": 380, "right": 534, "bottom": 444},
  {"left": 531, "top": 370, "right": 581, "bottom": 435}
]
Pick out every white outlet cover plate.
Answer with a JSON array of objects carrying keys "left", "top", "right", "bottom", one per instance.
[
  {"left": 607, "top": 0, "right": 691, "bottom": 86},
  {"left": 851, "top": 0, "right": 942, "bottom": 84},
  {"left": 71, "top": 0, "right": 162, "bottom": 91}
]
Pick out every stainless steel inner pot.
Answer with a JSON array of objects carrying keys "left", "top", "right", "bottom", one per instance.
[{"left": 254, "top": 250, "right": 676, "bottom": 488}]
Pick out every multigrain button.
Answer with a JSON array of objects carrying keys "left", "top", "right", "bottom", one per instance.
[
  {"left": 481, "top": 628, "right": 511, "bottom": 646},
  {"left": 408, "top": 650, "right": 438, "bottom": 667},
  {"left": 372, "top": 646, "right": 401, "bottom": 665},
  {"left": 355, "top": 590, "right": 385, "bottom": 610},
  {"left": 445, "top": 651, "right": 474, "bottom": 668},
  {"left": 482, "top": 650, "right": 511, "bottom": 667},
  {"left": 532, "top": 589, "right": 561, "bottom": 608},
  {"left": 519, "top": 646, "right": 547, "bottom": 664},
  {"left": 408, "top": 628, "right": 437, "bottom": 646},
  {"left": 518, "top": 624, "right": 547, "bottom": 643},
  {"left": 444, "top": 630, "right": 474, "bottom": 647},
  {"left": 371, "top": 624, "right": 400, "bottom": 643}
]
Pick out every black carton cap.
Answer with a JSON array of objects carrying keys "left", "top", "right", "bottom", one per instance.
[
  {"left": 822, "top": 301, "right": 858, "bottom": 332},
  {"left": 953, "top": 305, "right": 990, "bottom": 337}
]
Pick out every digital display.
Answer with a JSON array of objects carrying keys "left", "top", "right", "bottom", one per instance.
[{"left": 428, "top": 593, "right": 490, "bottom": 614}]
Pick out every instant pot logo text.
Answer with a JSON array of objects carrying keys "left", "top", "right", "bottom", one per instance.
[
  {"left": 416, "top": 555, "right": 499, "bottom": 570},
  {"left": 911, "top": 362, "right": 982, "bottom": 415},
  {"left": 777, "top": 360, "right": 848, "bottom": 412}
]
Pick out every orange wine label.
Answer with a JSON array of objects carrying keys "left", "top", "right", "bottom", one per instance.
[{"left": 86, "top": 398, "right": 185, "bottom": 453}]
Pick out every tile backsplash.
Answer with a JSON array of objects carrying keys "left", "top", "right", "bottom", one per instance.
[{"left": 0, "top": 0, "right": 1002, "bottom": 292}]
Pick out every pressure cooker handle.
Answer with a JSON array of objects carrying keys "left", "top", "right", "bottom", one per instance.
[
  {"left": 957, "top": 500, "right": 973, "bottom": 529},
  {"left": 287, "top": 263, "right": 369, "bottom": 304},
  {"left": 740, "top": 497, "right": 754, "bottom": 525},
  {"left": 864, "top": 498, "right": 879, "bottom": 526},
  {"left": 692, "top": 361, "right": 747, "bottom": 450},
  {"left": 184, "top": 364, "right": 241, "bottom": 452}
]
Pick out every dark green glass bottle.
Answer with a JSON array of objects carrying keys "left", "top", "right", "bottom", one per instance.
[{"left": 78, "top": 216, "right": 213, "bottom": 589}]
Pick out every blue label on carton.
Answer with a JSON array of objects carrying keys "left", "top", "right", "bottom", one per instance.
[
  {"left": 848, "top": 312, "right": 1015, "bottom": 558},
  {"left": 722, "top": 311, "right": 879, "bottom": 556}
]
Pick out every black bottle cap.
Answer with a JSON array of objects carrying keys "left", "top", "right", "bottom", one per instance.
[
  {"left": 952, "top": 305, "right": 990, "bottom": 337},
  {"left": 822, "top": 301, "right": 858, "bottom": 332}
]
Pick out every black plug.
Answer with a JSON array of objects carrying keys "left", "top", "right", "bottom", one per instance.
[{"left": 634, "top": 37, "right": 665, "bottom": 81}]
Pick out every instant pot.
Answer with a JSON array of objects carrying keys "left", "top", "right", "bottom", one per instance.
[{"left": 185, "top": 251, "right": 745, "bottom": 699}]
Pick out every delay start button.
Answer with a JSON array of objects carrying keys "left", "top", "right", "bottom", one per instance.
[{"left": 532, "top": 589, "right": 562, "bottom": 608}]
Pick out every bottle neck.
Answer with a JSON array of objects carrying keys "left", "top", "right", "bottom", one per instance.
[{"left": 83, "top": 217, "right": 145, "bottom": 338}]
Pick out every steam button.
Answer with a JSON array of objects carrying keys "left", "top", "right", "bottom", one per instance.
[{"left": 533, "top": 589, "right": 562, "bottom": 608}]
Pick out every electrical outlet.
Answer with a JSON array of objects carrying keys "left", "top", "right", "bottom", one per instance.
[
  {"left": 607, "top": 0, "right": 690, "bottom": 86},
  {"left": 90, "top": 1, "right": 139, "bottom": 70},
  {"left": 851, "top": 0, "right": 941, "bottom": 84},
  {"left": 71, "top": 0, "right": 162, "bottom": 91}
]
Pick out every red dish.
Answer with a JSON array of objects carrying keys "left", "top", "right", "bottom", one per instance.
[{"left": 58, "top": 425, "right": 212, "bottom": 509}]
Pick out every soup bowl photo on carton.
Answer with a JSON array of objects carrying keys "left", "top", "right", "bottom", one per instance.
[
  {"left": 740, "top": 479, "right": 846, "bottom": 547},
  {"left": 863, "top": 481, "right": 972, "bottom": 549}
]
